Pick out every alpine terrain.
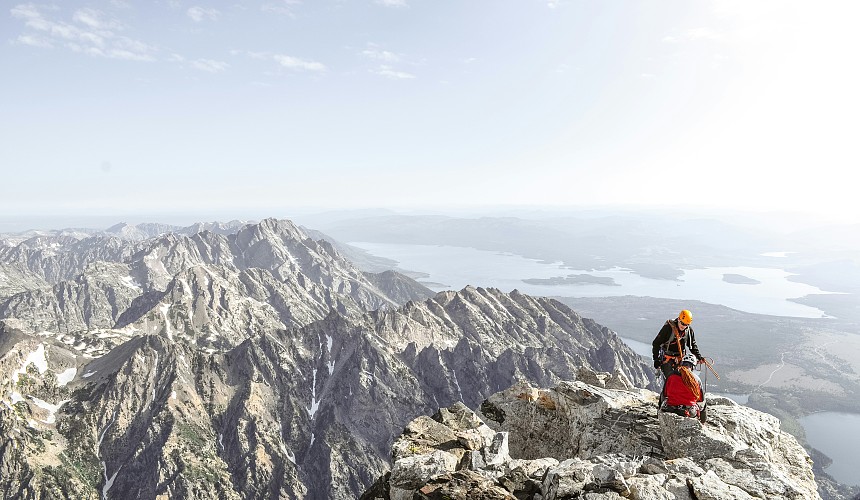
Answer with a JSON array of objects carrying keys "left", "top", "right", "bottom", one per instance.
[{"left": 1, "top": 218, "right": 656, "bottom": 499}]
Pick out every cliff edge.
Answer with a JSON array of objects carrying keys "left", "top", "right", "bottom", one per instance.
[{"left": 362, "top": 372, "right": 820, "bottom": 500}]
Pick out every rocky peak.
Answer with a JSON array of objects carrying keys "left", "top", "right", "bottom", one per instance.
[
  {"left": 362, "top": 376, "right": 821, "bottom": 500},
  {"left": 175, "top": 220, "right": 249, "bottom": 238},
  {"left": 2, "top": 218, "right": 432, "bottom": 354},
  {"left": 104, "top": 222, "right": 181, "bottom": 241}
]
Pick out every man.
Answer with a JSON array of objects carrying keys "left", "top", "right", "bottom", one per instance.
[{"left": 652, "top": 309, "right": 702, "bottom": 380}]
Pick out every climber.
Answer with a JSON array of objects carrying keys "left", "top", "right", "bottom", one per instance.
[
  {"left": 652, "top": 309, "right": 703, "bottom": 380},
  {"left": 660, "top": 352, "right": 704, "bottom": 420}
]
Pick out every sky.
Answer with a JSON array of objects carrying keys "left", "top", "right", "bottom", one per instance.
[{"left": 2, "top": 0, "right": 859, "bottom": 224}]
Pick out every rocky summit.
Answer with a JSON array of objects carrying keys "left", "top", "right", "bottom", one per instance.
[
  {"left": 0, "top": 218, "right": 825, "bottom": 499},
  {"left": 362, "top": 375, "right": 820, "bottom": 500}
]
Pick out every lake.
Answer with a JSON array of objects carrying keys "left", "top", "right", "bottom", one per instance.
[
  {"left": 619, "top": 337, "right": 651, "bottom": 357},
  {"left": 799, "top": 412, "right": 860, "bottom": 486},
  {"left": 351, "top": 242, "right": 831, "bottom": 318}
]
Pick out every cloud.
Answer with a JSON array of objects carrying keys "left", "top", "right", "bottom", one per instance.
[
  {"left": 10, "top": 3, "right": 157, "bottom": 61},
  {"left": 187, "top": 6, "right": 220, "bottom": 22},
  {"left": 261, "top": 0, "right": 301, "bottom": 16},
  {"left": 375, "top": 0, "right": 407, "bottom": 7},
  {"left": 72, "top": 8, "right": 122, "bottom": 31},
  {"left": 234, "top": 50, "right": 326, "bottom": 73},
  {"left": 15, "top": 34, "right": 53, "bottom": 48},
  {"left": 273, "top": 54, "right": 325, "bottom": 71},
  {"left": 374, "top": 65, "right": 415, "bottom": 79},
  {"left": 360, "top": 42, "right": 419, "bottom": 78},
  {"left": 362, "top": 48, "right": 400, "bottom": 63},
  {"left": 191, "top": 59, "right": 229, "bottom": 72}
]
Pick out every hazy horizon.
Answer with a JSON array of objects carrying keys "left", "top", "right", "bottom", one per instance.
[
  {"left": 4, "top": 1, "right": 859, "bottom": 223},
  {"left": 1, "top": 203, "right": 853, "bottom": 234}
]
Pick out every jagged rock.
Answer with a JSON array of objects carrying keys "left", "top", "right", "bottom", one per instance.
[
  {"left": 0, "top": 283, "right": 652, "bottom": 499},
  {"left": 415, "top": 470, "right": 516, "bottom": 499},
  {"left": 0, "top": 262, "right": 142, "bottom": 334},
  {"left": 364, "top": 380, "right": 822, "bottom": 500},
  {"left": 0, "top": 219, "right": 657, "bottom": 499},
  {"left": 1, "top": 218, "right": 435, "bottom": 350}
]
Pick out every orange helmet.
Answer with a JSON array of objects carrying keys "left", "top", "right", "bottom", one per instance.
[{"left": 678, "top": 309, "right": 693, "bottom": 325}]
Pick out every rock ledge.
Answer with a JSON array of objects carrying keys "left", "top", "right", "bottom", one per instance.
[{"left": 362, "top": 377, "right": 820, "bottom": 500}]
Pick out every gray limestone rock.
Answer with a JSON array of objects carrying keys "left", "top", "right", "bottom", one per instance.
[{"left": 364, "top": 380, "right": 822, "bottom": 500}]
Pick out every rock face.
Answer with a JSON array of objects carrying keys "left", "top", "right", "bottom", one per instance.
[
  {"left": 363, "top": 377, "right": 821, "bottom": 500},
  {"left": 0, "top": 283, "right": 652, "bottom": 499}
]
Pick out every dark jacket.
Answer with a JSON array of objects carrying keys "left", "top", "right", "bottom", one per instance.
[{"left": 652, "top": 319, "right": 701, "bottom": 365}]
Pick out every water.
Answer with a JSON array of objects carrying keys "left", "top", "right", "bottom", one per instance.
[
  {"left": 799, "top": 412, "right": 860, "bottom": 486},
  {"left": 351, "top": 242, "right": 831, "bottom": 318},
  {"left": 619, "top": 337, "right": 651, "bottom": 357},
  {"left": 714, "top": 393, "right": 749, "bottom": 404}
]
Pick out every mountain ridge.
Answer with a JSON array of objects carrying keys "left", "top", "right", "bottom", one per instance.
[
  {"left": 0, "top": 216, "right": 837, "bottom": 499},
  {"left": 1, "top": 281, "right": 652, "bottom": 498}
]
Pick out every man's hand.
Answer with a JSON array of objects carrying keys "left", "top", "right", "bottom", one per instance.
[
  {"left": 697, "top": 357, "right": 705, "bottom": 364},
  {"left": 653, "top": 359, "right": 661, "bottom": 369}
]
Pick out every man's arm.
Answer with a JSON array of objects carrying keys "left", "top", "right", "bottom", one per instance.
[
  {"left": 689, "top": 329, "right": 703, "bottom": 360},
  {"left": 652, "top": 323, "right": 671, "bottom": 367}
]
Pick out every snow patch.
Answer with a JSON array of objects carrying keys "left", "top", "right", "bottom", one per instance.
[
  {"left": 171, "top": 390, "right": 177, "bottom": 400},
  {"left": 326, "top": 334, "right": 335, "bottom": 375},
  {"left": 120, "top": 275, "right": 142, "bottom": 290},
  {"left": 307, "top": 368, "right": 320, "bottom": 418},
  {"left": 56, "top": 367, "right": 77, "bottom": 386},
  {"left": 102, "top": 462, "right": 121, "bottom": 500},
  {"left": 83, "top": 371, "right": 97, "bottom": 378},
  {"left": 160, "top": 304, "right": 173, "bottom": 341},
  {"left": 451, "top": 367, "right": 465, "bottom": 402},
  {"left": 149, "top": 352, "right": 159, "bottom": 408},
  {"left": 14, "top": 344, "right": 48, "bottom": 383},
  {"left": 30, "top": 397, "right": 69, "bottom": 424},
  {"left": 98, "top": 410, "right": 118, "bottom": 450}
]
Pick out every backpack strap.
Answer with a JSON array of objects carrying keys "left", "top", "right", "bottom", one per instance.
[{"left": 664, "top": 320, "right": 686, "bottom": 358}]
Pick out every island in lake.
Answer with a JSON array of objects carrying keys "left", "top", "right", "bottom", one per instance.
[
  {"left": 722, "top": 273, "right": 761, "bottom": 285},
  {"left": 523, "top": 274, "right": 620, "bottom": 286}
]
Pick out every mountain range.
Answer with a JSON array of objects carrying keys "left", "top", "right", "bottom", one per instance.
[{"left": 1, "top": 218, "right": 656, "bottom": 499}]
